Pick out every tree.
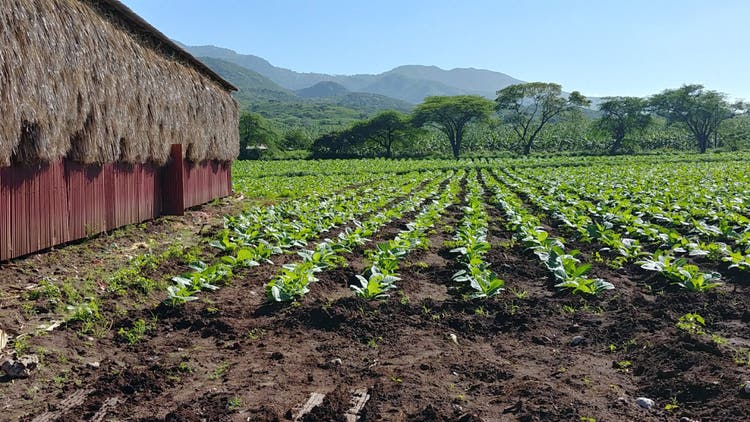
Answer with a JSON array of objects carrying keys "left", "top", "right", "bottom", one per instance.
[
  {"left": 238, "top": 112, "right": 281, "bottom": 159},
  {"left": 350, "top": 111, "right": 412, "bottom": 158},
  {"left": 411, "top": 95, "right": 494, "bottom": 159},
  {"left": 649, "top": 84, "right": 734, "bottom": 153},
  {"left": 311, "top": 131, "right": 347, "bottom": 158},
  {"left": 279, "top": 128, "right": 312, "bottom": 151},
  {"left": 594, "top": 97, "right": 652, "bottom": 154},
  {"left": 495, "top": 82, "right": 590, "bottom": 155}
]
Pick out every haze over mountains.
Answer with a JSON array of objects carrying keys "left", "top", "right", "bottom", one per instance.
[{"left": 181, "top": 44, "right": 525, "bottom": 105}]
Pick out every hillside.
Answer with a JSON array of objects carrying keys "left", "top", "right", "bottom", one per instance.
[
  {"left": 182, "top": 44, "right": 526, "bottom": 104},
  {"left": 295, "top": 81, "right": 412, "bottom": 114},
  {"left": 296, "top": 81, "right": 349, "bottom": 98},
  {"left": 383, "top": 65, "right": 523, "bottom": 98},
  {"left": 196, "top": 57, "right": 296, "bottom": 103},
  {"left": 195, "top": 57, "right": 411, "bottom": 134}
]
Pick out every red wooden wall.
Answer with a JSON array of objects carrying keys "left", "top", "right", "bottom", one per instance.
[{"left": 0, "top": 148, "right": 232, "bottom": 261}]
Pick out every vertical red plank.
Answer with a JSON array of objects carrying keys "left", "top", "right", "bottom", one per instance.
[
  {"left": 60, "top": 161, "right": 71, "bottom": 244},
  {"left": 66, "top": 161, "right": 79, "bottom": 240},
  {"left": 36, "top": 164, "right": 45, "bottom": 253},
  {"left": 11, "top": 168, "right": 24, "bottom": 257},
  {"left": 227, "top": 163, "right": 233, "bottom": 196},
  {"left": 105, "top": 163, "right": 114, "bottom": 230},
  {"left": 0, "top": 167, "right": 7, "bottom": 260},
  {"left": 162, "top": 144, "right": 185, "bottom": 215},
  {"left": 50, "top": 161, "right": 59, "bottom": 245}
]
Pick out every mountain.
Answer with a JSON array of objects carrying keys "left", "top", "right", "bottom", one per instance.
[
  {"left": 383, "top": 65, "right": 523, "bottom": 98},
  {"left": 183, "top": 44, "right": 343, "bottom": 90},
  {"left": 295, "top": 81, "right": 412, "bottom": 114},
  {"left": 296, "top": 81, "right": 349, "bottom": 98},
  {"left": 181, "top": 44, "right": 525, "bottom": 104},
  {"left": 361, "top": 73, "right": 464, "bottom": 104},
  {"left": 194, "top": 56, "right": 413, "bottom": 135},
  {"left": 196, "top": 57, "right": 295, "bottom": 103}
]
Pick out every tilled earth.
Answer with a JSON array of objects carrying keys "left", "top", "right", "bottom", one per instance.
[{"left": 1, "top": 193, "right": 749, "bottom": 421}]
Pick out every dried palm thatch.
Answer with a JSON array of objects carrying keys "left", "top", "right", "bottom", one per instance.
[{"left": 0, "top": 0, "right": 239, "bottom": 167}]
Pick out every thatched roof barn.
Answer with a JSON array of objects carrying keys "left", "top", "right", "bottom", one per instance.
[
  {"left": 0, "top": 0, "right": 240, "bottom": 167},
  {"left": 0, "top": 0, "right": 239, "bottom": 261}
]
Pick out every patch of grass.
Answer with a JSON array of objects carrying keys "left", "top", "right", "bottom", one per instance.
[
  {"left": 613, "top": 360, "right": 632, "bottom": 373},
  {"left": 209, "top": 361, "right": 231, "bottom": 380},
  {"left": 245, "top": 328, "right": 266, "bottom": 341},
  {"left": 118, "top": 318, "right": 156, "bottom": 345},
  {"left": 228, "top": 396, "right": 243, "bottom": 411},
  {"left": 13, "top": 335, "right": 31, "bottom": 355}
]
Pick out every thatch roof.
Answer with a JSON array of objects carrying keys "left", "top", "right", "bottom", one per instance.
[{"left": 0, "top": 0, "right": 240, "bottom": 167}]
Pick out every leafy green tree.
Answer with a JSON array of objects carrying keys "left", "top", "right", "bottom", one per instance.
[
  {"left": 238, "top": 112, "right": 281, "bottom": 159},
  {"left": 411, "top": 95, "right": 494, "bottom": 159},
  {"left": 279, "top": 128, "right": 313, "bottom": 150},
  {"left": 594, "top": 97, "right": 652, "bottom": 154},
  {"left": 311, "top": 131, "right": 351, "bottom": 158},
  {"left": 649, "top": 84, "right": 734, "bottom": 153},
  {"left": 718, "top": 114, "right": 750, "bottom": 150},
  {"left": 350, "top": 111, "right": 413, "bottom": 157},
  {"left": 495, "top": 82, "right": 590, "bottom": 155}
]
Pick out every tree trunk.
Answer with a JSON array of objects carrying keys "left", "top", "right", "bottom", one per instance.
[
  {"left": 452, "top": 129, "right": 462, "bottom": 159},
  {"left": 523, "top": 139, "right": 532, "bottom": 156},
  {"left": 697, "top": 134, "right": 708, "bottom": 153},
  {"left": 609, "top": 136, "right": 623, "bottom": 155},
  {"left": 385, "top": 143, "right": 392, "bottom": 158}
]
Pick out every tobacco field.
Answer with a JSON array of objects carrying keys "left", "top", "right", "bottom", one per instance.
[{"left": 1, "top": 153, "right": 750, "bottom": 421}]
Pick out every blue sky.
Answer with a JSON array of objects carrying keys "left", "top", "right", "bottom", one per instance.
[{"left": 122, "top": 0, "right": 750, "bottom": 100}]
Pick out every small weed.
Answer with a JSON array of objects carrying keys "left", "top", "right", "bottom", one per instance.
[
  {"left": 228, "top": 396, "right": 243, "bottom": 411},
  {"left": 509, "top": 287, "right": 528, "bottom": 299},
  {"left": 613, "top": 360, "right": 632, "bottom": 373},
  {"left": 733, "top": 348, "right": 750, "bottom": 366},
  {"left": 664, "top": 397, "right": 679, "bottom": 411},
  {"left": 20, "top": 302, "right": 37, "bottom": 317},
  {"left": 398, "top": 290, "right": 410, "bottom": 305},
  {"left": 209, "top": 361, "right": 230, "bottom": 380},
  {"left": 118, "top": 318, "right": 155, "bottom": 345},
  {"left": 13, "top": 336, "right": 31, "bottom": 355},
  {"left": 474, "top": 306, "right": 489, "bottom": 317},
  {"left": 245, "top": 328, "right": 266, "bottom": 341},
  {"left": 412, "top": 261, "right": 429, "bottom": 270},
  {"left": 711, "top": 334, "right": 728, "bottom": 345},
  {"left": 676, "top": 313, "right": 705, "bottom": 335},
  {"left": 390, "top": 376, "right": 403, "bottom": 384},
  {"left": 505, "top": 300, "right": 520, "bottom": 315},
  {"left": 53, "top": 370, "right": 69, "bottom": 385},
  {"left": 366, "top": 337, "right": 381, "bottom": 349},
  {"left": 623, "top": 338, "right": 638, "bottom": 350},
  {"left": 177, "top": 361, "right": 194, "bottom": 373}
]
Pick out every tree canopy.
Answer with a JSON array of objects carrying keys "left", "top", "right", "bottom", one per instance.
[
  {"left": 649, "top": 84, "right": 734, "bottom": 153},
  {"left": 595, "top": 97, "right": 652, "bottom": 154},
  {"left": 238, "top": 112, "right": 281, "bottom": 159},
  {"left": 495, "top": 82, "right": 590, "bottom": 155},
  {"left": 350, "top": 111, "right": 413, "bottom": 157},
  {"left": 411, "top": 95, "right": 494, "bottom": 158}
]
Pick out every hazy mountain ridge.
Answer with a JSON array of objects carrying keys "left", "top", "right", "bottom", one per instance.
[
  {"left": 181, "top": 44, "right": 525, "bottom": 104},
  {"left": 295, "top": 81, "right": 349, "bottom": 98}
]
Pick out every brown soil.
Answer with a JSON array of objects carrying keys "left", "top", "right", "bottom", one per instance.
[{"left": 1, "top": 190, "right": 749, "bottom": 422}]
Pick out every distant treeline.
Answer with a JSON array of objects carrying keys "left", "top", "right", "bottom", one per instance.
[{"left": 238, "top": 83, "right": 749, "bottom": 159}]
